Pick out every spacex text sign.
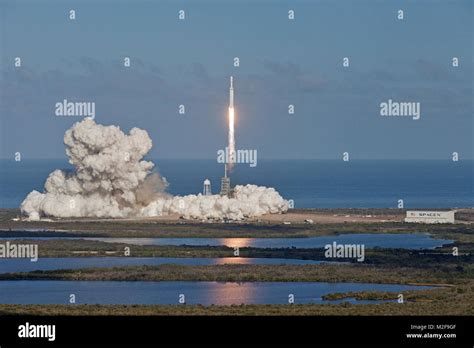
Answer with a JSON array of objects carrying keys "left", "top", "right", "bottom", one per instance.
[{"left": 405, "top": 211, "right": 455, "bottom": 224}]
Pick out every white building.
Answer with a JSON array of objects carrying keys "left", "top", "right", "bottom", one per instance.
[
  {"left": 404, "top": 211, "right": 455, "bottom": 224},
  {"left": 203, "top": 179, "right": 211, "bottom": 196}
]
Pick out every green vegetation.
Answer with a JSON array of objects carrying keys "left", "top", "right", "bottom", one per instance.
[
  {"left": 1, "top": 239, "right": 235, "bottom": 258},
  {"left": 321, "top": 290, "right": 438, "bottom": 301},
  {"left": 1, "top": 263, "right": 472, "bottom": 284}
]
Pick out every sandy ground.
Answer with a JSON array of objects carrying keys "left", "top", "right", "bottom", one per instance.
[
  {"left": 4, "top": 208, "right": 472, "bottom": 226},
  {"left": 257, "top": 211, "right": 403, "bottom": 224},
  {"left": 51, "top": 210, "right": 406, "bottom": 224}
]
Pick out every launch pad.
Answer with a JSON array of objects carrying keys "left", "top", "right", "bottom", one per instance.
[{"left": 220, "top": 164, "right": 233, "bottom": 198}]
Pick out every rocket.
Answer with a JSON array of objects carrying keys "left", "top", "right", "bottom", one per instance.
[
  {"left": 227, "top": 76, "right": 236, "bottom": 171},
  {"left": 229, "top": 76, "right": 234, "bottom": 108}
]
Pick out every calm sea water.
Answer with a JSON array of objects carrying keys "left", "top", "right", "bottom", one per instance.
[
  {"left": 0, "top": 159, "right": 472, "bottom": 208},
  {"left": 0, "top": 280, "right": 431, "bottom": 305}
]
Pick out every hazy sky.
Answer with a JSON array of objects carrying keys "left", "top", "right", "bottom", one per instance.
[{"left": 0, "top": 0, "right": 472, "bottom": 159}]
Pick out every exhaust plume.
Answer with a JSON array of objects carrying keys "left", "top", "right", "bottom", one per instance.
[{"left": 21, "top": 119, "right": 289, "bottom": 221}]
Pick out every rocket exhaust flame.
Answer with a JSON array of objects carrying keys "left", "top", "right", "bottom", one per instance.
[
  {"left": 228, "top": 106, "right": 235, "bottom": 170},
  {"left": 228, "top": 76, "right": 236, "bottom": 171}
]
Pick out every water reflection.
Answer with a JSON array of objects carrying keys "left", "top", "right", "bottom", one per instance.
[
  {"left": 220, "top": 238, "right": 253, "bottom": 249},
  {"left": 214, "top": 257, "right": 253, "bottom": 265}
]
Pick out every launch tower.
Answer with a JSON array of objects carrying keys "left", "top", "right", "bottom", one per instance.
[{"left": 220, "top": 164, "right": 231, "bottom": 197}]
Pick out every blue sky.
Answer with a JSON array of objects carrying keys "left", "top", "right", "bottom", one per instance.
[{"left": 0, "top": 0, "right": 472, "bottom": 159}]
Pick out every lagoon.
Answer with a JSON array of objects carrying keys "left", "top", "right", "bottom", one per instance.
[
  {"left": 0, "top": 256, "right": 327, "bottom": 274},
  {"left": 0, "top": 280, "right": 432, "bottom": 305}
]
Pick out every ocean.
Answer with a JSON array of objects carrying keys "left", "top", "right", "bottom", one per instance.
[{"left": 0, "top": 159, "right": 472, "bottom": 209}]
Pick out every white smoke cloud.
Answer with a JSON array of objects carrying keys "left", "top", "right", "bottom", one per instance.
[{"left": 21, "top": 119, "right": 289, "bottom": 221}]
